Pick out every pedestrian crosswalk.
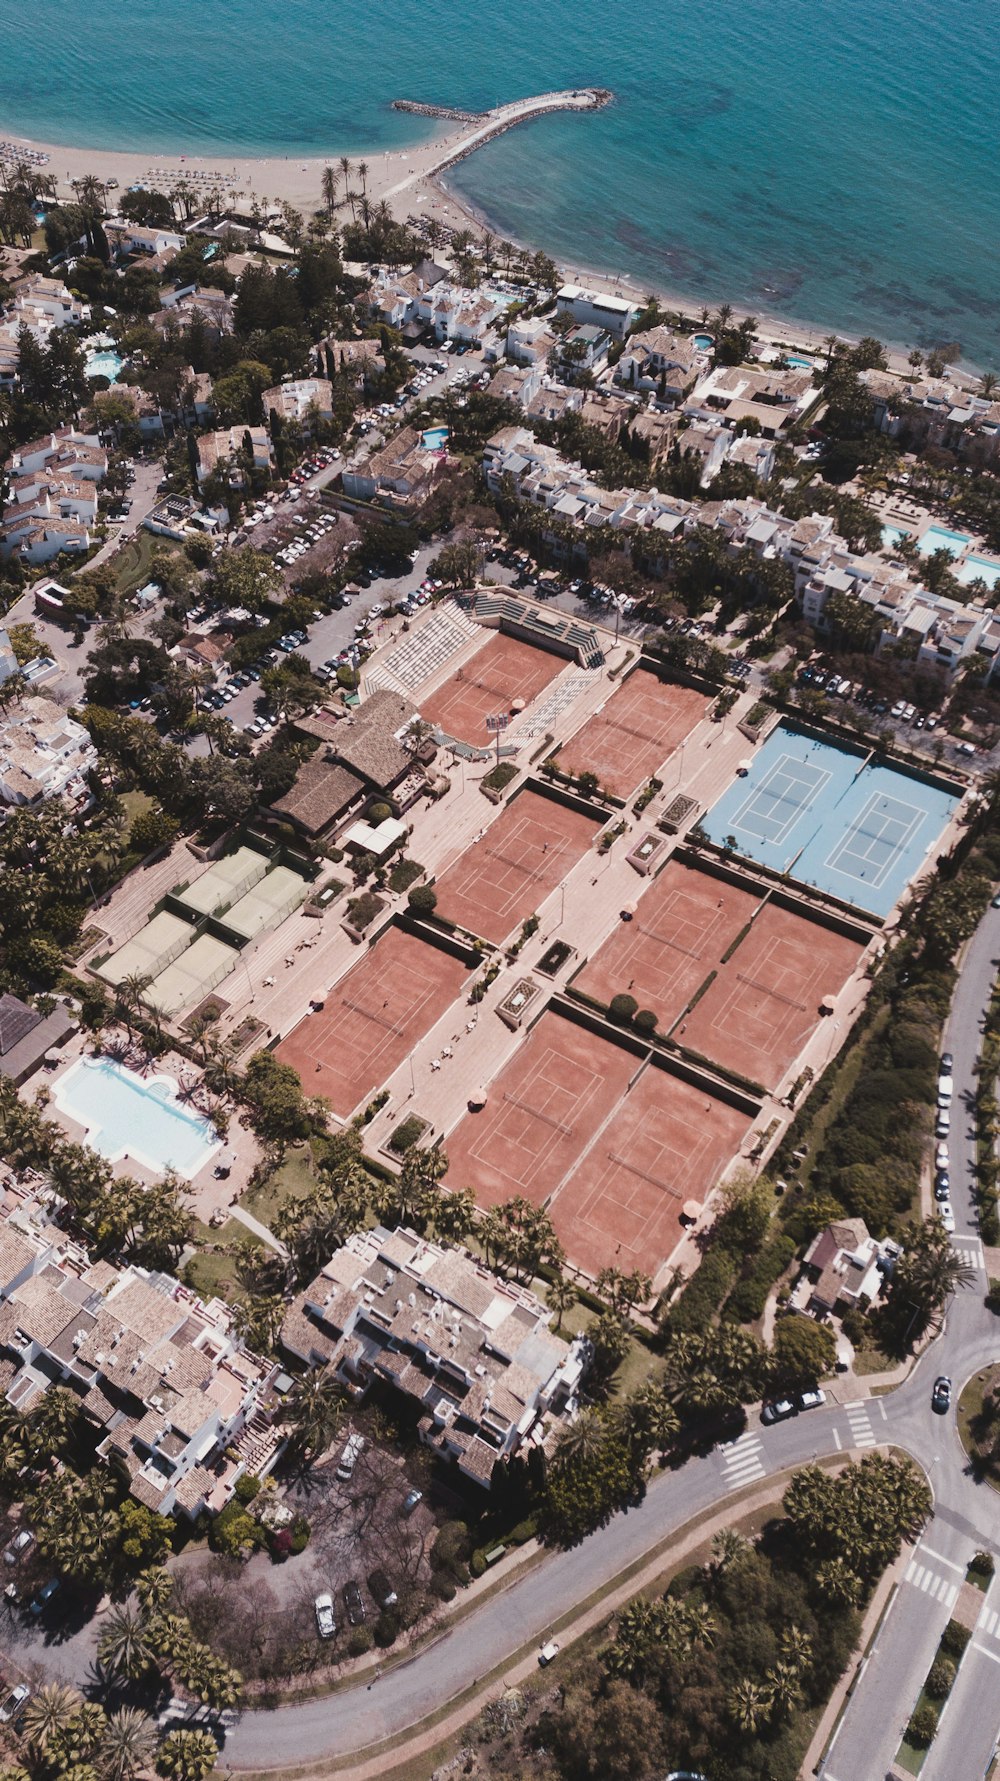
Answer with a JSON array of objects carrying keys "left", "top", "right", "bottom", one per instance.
[
  {"left": 904, "top": 1559, "right": 959, "bottom": 1608},
  {"left": 720, "top": 1431, "right": 766, "bottom": 1490},
  {"left": 975, "top": 1603, "right": 1000, "bottom": 1641},
  {"left": 844, "top": 1401, "right": 877, "bottom": 1448},
  {"left": 953, "top": 1233, "right": 985, "bottom": 1269}
]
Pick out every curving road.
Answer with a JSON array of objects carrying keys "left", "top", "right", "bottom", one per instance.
[{"left": 218, "top": 899, "right": 1000, "bottom": 1774}]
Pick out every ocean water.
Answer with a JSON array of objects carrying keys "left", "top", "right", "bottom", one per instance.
[{"left": 3, "top": 0, "right": 999, "bottom": 366}]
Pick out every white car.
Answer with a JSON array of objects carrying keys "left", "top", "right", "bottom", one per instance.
[
  {"left": 315, "top": 1592, "right": 336, "bottom": 1639},
  {"left": 938, "top": 1200, "right": 956, "bottom": 1233},
  {"left": 538, "top": 1640, "right": 560, "bottom": 1666},
  {"left": 0, "top": 1685, "right": 29, "bottom": 1723}
]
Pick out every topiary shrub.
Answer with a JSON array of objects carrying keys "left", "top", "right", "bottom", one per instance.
[
  {"left": 940, "top": 1618, "right": 971, "bottom": 1659},
  {"left": 234, "top": 1474, "right": 261, "bottom": 1505},
  {"left": 906, "top": 1702, "right": 939, "bottom": 1747},
  {"left": 470, "top": 1549, "right": 487, "bottom": 1578},
  {"left": 972, "top": 1549, "right": 996, "bottom": 1576},
  {"left": 609, "top": 992, "right": 638, "bottom": 1025},
  {"left": 408, "top": 883, "right": 437, "bottom": 915},
  {"left": 347, "top": 1625, "right": 374, "bottom": 1657},
  {"left": 633, "top": 1008, "right": 658, "bottom": 1035},
  {"left": 925, "top": 1656, "right": 956, "bottom": 1699},
  {"left": 368, "top": 802, "right": 392, "bottom": 824},
  {"left": 508, "top": 1516, "right": 538, "bottom": 1545}
]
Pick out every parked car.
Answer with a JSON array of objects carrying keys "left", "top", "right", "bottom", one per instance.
[
  {"left": 314, "top": 1592, "right": 336, "bottom": 1639},
  {"left": 538, "top": 1640, "right": 560, "bottom": 1666},
  {"left": 0, "top": 1686, "right": 29, "bottom": 1723},
  {"left": 29, "top": 1578, "right": 59, "bottom": 1616},
  {"left": 343, "top": 1580, "right": 366, "bottom": 1626},
  {"left": 401, "top": 1487, "right": 423, "bottom": 1516},
  {"left": 938, "top": 1200, "right": 956, "bottom": 1233},
  {"left": 760, "top": 1398, "right": 797, "bottom": 1426},
  {"left": 3, "top": 1528, "right": 34, "bottom": 1566},
  {"left": 934, "top": 1171, "right": 950, "bottom": 1201},
  {"left": 336, "top": 1434, "right": 365, "bottom": 1482},
  {"left": 798, "top": 1388, "right": 826, "bottom": 1412},
  {"left": 931, "top": 1375, "right": 952, "bottom": 1414}
]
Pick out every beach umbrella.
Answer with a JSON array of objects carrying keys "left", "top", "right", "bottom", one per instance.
[
  {"left": 468, "top": 1085, "right": 489, "bottom": 1110},
  {"left": 820, "top": 994, "right": 837, "bottom": 1015},
  {"left": 681, "top": 1199, "right": 702, "bottom": 1224}
]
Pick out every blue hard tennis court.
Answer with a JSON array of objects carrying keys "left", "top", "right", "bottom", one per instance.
[{"left": 704, "top": 725, "right": 959, "bottom": 916}]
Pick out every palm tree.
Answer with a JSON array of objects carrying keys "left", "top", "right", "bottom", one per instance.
[
  {"left": 157, "top": 1729, "right": 220, "bottom": 1781},
  {"left": 135, "top": 1565, "right": 174, "bottom": 1613},
  {"left": 554, "top": 1407, "right": 604, "bottom": 1468},
  {"left": 284, "top": 1371, "right": 343, "bottom": 1461},
  {"left": 22, "top": 1685, "right": 84, "bottom": 1753},
  {"left": 98, "top": 1605, "right": 153, "bottom": 1681},
  {"left": 339, "top": 156, "right": 354, "bottom": 219},
  {"left": 766, "top": 1660, "right": 802, "bottom": 1718},
  {"left": 778, "top": 1623, "right": 813, "bottom": 1671},
  {"left": 116, "top": 972, "right": 151, "bottom": 1037},
  {"left": 547, "top": 1275, "right": 577, "bottom": 1332},
  {"left": 727, "top": 1678, "right": 773, "bottom": 1734},
  {"left": 321, "top": 165, "right": 339, "bottom": 216},
  {"left": 814, "top": 1556, "right": 861, "bottom": 1606},
  {"left": 981, "top": 371, "right": 998, "bottom": 399},
  {"left": 711, "top": 1526, "right": 750, "bottom": 1574},
  {"left": 430, "top": 1187, "right": 476, "bottom": 1244},
  {"left": 357, "top": 161, "right": 369, "bottom": 195},
  {"left": 99, "top": 1708, "right": 156, "bottom": 1781}
]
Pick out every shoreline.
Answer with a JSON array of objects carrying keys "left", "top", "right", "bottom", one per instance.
[{"left": 0, "top": 110, "right": 980, "bottom": 384}]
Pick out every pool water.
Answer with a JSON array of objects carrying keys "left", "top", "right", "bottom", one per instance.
[
  {"left": 421, "top": 426, "right": 449, "bottom": 451},
  {"left": 918, "top": 524, "right": 970, "bottom": 557},
  {"left": 693, "top": 333, "right": 713, "bottom": 350},
  {"left": 85, "top": 349, "right": 123, "bottom": 382},
  {"left": 881, "top": 524, "right": 909, "bottom": 551},
  {"left": 53, "top": 1057, "right": 220, "bottom": 1177},
  {"left": 955, "top": 552, "right": 1000, "bottom": 590},
  {"left": 784, "top": 353, "right": 815, "bottom": 369}
]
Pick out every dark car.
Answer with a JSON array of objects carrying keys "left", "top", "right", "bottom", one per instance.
[
  {"left": 940, "top": 1053, "right": 953, "bottom": 1072},
  {"left": 760, "top": 1398, "right": 797, "bottom": 1426},
  {"left": 343, "top": 1580, "right": 366, "bottom": 1626},
  {"left": 931, "top": 1376, "right": 952, "bottom": 1415},
  {"left": 934, "top": 1172, "right": 951, "bottom": 1201}
]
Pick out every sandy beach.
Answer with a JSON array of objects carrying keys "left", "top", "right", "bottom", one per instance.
[{"left": 0, "top": 96, "right": 967, "bottom": 384}]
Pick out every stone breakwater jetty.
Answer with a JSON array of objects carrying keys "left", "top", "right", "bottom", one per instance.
[{"left": 385, "top": 89, "right": 612, "bottom": 198}]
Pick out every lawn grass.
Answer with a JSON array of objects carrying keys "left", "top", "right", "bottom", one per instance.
[
  {"left": 958, "top": 1365, "right": 1000, "bottom": 1494},
  {"left": 242, "top": 1142, "right": 318, "bottom": 1231},
  {"left": 853, "top": 1342, "right": 899, "bottom": 1377},
  {"left": 183, "top": 1241, "right": 254, "bottom": 1305},
  {"left": 111, "top": 530, "right": 179, "bottom": 596},
  {"left": 793, "top": 1004, "right": 889, "bottom": 1196}
]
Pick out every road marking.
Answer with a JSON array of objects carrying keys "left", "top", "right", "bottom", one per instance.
[
  {"left": 833, "top": 1428, "right": 842, "bottom": 1449},
  {"left": 904, "top": 1561, "right": 958, "bottom": 1607},
  {"left": 976, "top": 1606, "right": 999, "bottom": 1637},
  {"left": 845, "top": 1403, "right": 877, "bottom": 1448},
  {"left": 920, "top": 1545, "right": 965, "bottom": 1574},
  {"left": 721, "top": 1433, "right": 765, "bottom": 1489},
  {"left": 878, "top": 1400, "right": 888, "bottom": 1421},
  {"left": 972, "top": 1640, "right": 1000, "bottom": 1665}
]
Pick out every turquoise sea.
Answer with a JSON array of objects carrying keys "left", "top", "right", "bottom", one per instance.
[{"left": 3, "top": 0, "right": 999, "bottom": 366}]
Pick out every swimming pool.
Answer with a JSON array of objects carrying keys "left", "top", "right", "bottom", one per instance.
[
  {"left": 85, "top": 349, "right": 123, "bottom": 383},
  {"left": 703, "top": 723, "right": 959, "bottom": 917},
  {"left": 53, "top": 1058, "right": 220, "bottom": 1177},
  {"left": 421, "top": 426, "right": 449, "bottom": 451},
  {"left": 918, "top": 524, "right": 970, "bottom": 558},
  {"left": 785, "top": 353, "right": 815, "bottom": 369},
  {"left": 955, "top": 552, "right": 1000, "bottom": 590},
  {"left": 881, "top": 524, "right": 909, "bottom": 551},
  {"left": 694, "top": 333, "right": 713, "bottom": 350}
]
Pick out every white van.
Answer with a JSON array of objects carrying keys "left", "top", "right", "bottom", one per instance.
[
  {"left": 935, "top": 1108, "right": 951, "bottom": 1138},
  {"left": 336, "top": 1434, "right": 365, "bottom": 1482},
  {"left": 937, "top": 1073, "right": 954, "bottom": 1105}
]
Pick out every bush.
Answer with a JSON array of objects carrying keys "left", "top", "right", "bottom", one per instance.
[
  {"left": 368, "top": 802, "right": 392, "bottom": 824},
  {"left": 982, "top": 1206, "right": 1000, "bottom": 1246},
  {"left": 210, "top": 1502, "right": 264, "bottom": 1557},
  {"left": 389, "top": 857, "right": 424, "bottom": 894},
  {"left": 940, "top": 1618, "right": 971, "bottom": 1658},
  {"left": 470, "top": 1548, "right": 487, "bottom": 1578},
  {"left": 374, "top": 1609, "right": 400, "bottom": 1646},
  {"left": 906, "top": 1702, "right": 939, "bottom": 1747},
  {"left": 234, "top": 1474, "right": 261, "bottom": 1505},
  {"left": 388, "top": 1114, "right": 426, "bottom": 1156},
  {"left": 431, "top": 1572, "right": 457, "bottom": 1601},
  {"left": 666, "top": 1245, "right": 738, "bottom": 1335},
  {"left": 609, "top": 992, "right": 638, "bottom": 1025},
  {"left": 347, "top": 1625, "right": 374, "bottom": 1657},
  {"left": 773, "top": 1314, "right": 837, "bottom": 1385},
  {"left": 972, "top": 1549, "right": 996, "bottom": 1577},
  {"left": 633, "top": 1008, "right": 658, "bottom": 1035},
  {"left": 508, "top": 1516, "right": 538, "bottom": 1545},
  {"left": 408, "top": 883, "right": 438, "bottom": 915},
  {"left": 925, "top": 1656, "right": 956, "bottom": 1699}
]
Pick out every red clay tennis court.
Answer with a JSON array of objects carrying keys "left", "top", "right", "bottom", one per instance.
[
  {"left": 562, "top": 670, "right": 709, "bottom": 797},
  {"left": 576, "top": 858, "right": 762, "bottom": 1028},
  {"left": 419, "top": 632, "right": 563, "bottom": 745},
  {"left": 445, "top": 1013, "right": 635, "bottom": 1212},
  {"left": 276, "top": 926, "right": 467, "bottom": 1117},
  {"left": 681, "top": 903, "right": 864, "bottom": 1089},
  {"left": 434, "top": 789, "right": 599, "bottom": 942},
  {"left": 551, "top": 1065, "right": 751, "bottom": 1279}
]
